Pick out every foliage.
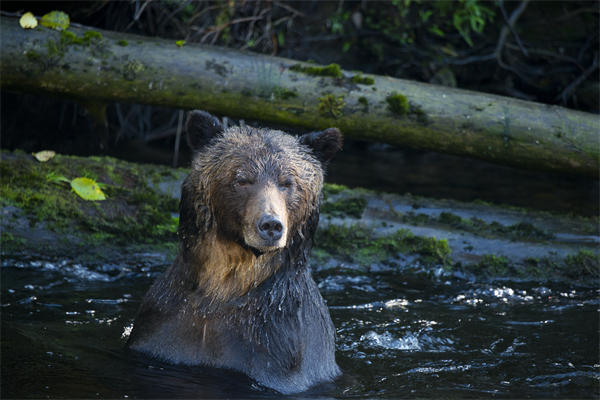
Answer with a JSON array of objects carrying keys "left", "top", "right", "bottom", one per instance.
[
  {"left": 19, "top": 12, "right": 38, "bottom": 29},
  {"left": 40, "top": 11, "right": 70, "bottom": 31},
  {"left": 364, "top": 1, "right": 496, "bottom": 47},
  {"left": 69, "top": 177, "right": 107, "bottom": 201},
  {"left": 33, "top": 150, "right": 56, "bottom": 162}
]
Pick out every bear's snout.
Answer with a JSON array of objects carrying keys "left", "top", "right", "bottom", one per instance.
[
  {"left": 256, "top": 215, "right": 284, "bottom": 241},
  {"left": 241, "top": 181, "right": 289, "bottom": 251}
]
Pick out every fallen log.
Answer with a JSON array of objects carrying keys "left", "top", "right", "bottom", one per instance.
[{"left": 1, "top": 16, "right": 597, "bottom": 178}]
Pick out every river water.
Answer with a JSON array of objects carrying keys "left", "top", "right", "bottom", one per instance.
[{"left": 2, "top": 254, "right": 598, "bottom": 399}]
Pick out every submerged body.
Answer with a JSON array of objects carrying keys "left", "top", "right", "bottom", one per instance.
[{"left": 127, "top": 110, "right": 343, "bottom": 394}]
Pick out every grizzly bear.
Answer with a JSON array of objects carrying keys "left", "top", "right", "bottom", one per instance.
[{"left": 126, "top": 110, "right": 343, "bottom": 394}]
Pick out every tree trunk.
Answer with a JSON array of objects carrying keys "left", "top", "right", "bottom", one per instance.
[{"left": 1, "top": 16, "right": 597, "bottom": 178}]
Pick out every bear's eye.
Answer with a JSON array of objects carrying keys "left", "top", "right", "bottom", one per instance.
[
  {"left": 236, "top": 177, "right": 250, "bottom": 187},
  {"left": 280, "top": 180, "right": 293, "bottom": 189}
]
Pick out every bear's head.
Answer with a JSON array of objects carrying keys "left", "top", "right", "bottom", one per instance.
[{"left": 178, "top": 111, "right": 342, "bottom": 293}]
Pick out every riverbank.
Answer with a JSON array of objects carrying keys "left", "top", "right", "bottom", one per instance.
[{"left": 1, "top": 151, "right": 598, "bottom": 286}]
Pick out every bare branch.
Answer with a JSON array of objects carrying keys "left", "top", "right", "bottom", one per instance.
[
  {"left": 272, "top": 1, "right": 305, "bottom": 18},
  {"left": 498, "top": 0, "right": 528, "bottom": 57},
  {"left": 555, "top": 54, "right": 599, "bottom": 104}
]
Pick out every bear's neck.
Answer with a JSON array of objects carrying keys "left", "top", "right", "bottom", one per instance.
[{"left": 185, "top": 229, "right": 308, "bottom": 304}]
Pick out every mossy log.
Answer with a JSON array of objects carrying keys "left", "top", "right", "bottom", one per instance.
[{"left": 1, "top": 16, "right": 598, "bottom": 178}]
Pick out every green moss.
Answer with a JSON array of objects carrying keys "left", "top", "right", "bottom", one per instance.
[
  {"left": 323, "top": 183, "right": 348, "bottom": 197},
  {"left": 472, "top": 254, "right": 510, "bottom": 276},
  {"left": 322, "top": 197, "right": 367, "bottom": 219},
  {"left": 562, "top": 249, "right": 599, "bottom": 278},
  {"left": 28, "top": 29, "right": 107, "bottom": 70},
  {"left": 289, "top": 63, "right": 343, "bottom": 78},
  {"left": 413, "top": 106, "right": 429, "bottom": 125},
  {"left": 314, "top": 225, "right": 451, "bottom": 268},
  {"left": 318, "top": 94, "right": 345, "bottom": 118},
  {"left": 273, "top": 87, "right": 298, "bottom": 100},
  {"left": 83, "top": 30, "right": 103, "bottom": 41},
  {"left": 25, "top": 51, "right": 42, "bottom": 62},
  {"left": 60, "top": 30, "right": 103, "bottom": 46},
  {"left": 117, "top": 39, "right": 129, "bottom": 47},
  {"left": 60, "top": 30, "right": 80, "bottom": 45},
  {"left": 1, "top": 232, "right": 26, "bottom": 247},
  {"left": 436, "top": 211, "right": 554, "bottom": 241},
  {"left": 123, "top": 60, "right": 145, "bottom": 81},
  {"left": 351, "top": 75, "right": 375, "bottom": 85},
  {"left": 1, "top": 152, "right": 180, "bottom": 246},
  {"left": 438, "top": 212, "right": 462, "bottom": 225},
  {"left": 358, "top": 96, "right": 369, "bottom": 105},
  {"left": 45, "top": 39, "right": 61, "bottom": 58},
  {"left": 386, "top": 92, "right": 409, "bottom": 115}
]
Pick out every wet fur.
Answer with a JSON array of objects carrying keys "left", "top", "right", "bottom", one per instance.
[{"left": 127, "top": 111, "right": 343, "bottom": 394}]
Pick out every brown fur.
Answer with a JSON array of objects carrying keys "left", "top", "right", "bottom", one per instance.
[
  {"left": 179, "top": 125, "right": 324, "bottom": 300},
  {"left": 127, "top": 111, "right": 343, "bottom": 394}
]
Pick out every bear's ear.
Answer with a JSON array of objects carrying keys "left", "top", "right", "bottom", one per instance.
[
  {"left": 186, "top": 110, "right": 225, "bottom": 151},
  {"left": 299, "top": 128, "right": 343, "bottom": 165}
]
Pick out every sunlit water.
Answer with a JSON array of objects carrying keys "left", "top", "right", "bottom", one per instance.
[{"left": 2, "top": 255, "right": 598, "bottom": 399}]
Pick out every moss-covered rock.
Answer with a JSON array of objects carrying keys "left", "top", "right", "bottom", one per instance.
[
  {"left": 1, "top": 151, "right": 597, "bottom": 286},
  {"left": 1, "top": 151, "right": 183, "bottom": 256}
]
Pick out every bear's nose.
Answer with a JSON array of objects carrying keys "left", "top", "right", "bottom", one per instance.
[{"left": 257, "top": 215, "right": 284, "bottom": 241}]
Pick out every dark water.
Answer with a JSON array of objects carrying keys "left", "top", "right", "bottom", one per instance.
[{"left": 2, "top": 254, "right": 599, "bottom": 399}]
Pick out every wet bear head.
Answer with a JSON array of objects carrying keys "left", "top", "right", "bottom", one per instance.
[{"left": 177, "top": 111, "right": 342, "bottom": 295}]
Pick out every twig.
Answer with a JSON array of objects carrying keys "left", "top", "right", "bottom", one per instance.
[
  {"left": 498, "top": 0, "right": 528, "bottom": 57},
  {"left": 557, "top": 6, "right": 599, "bottom": 20},
  {"left": 578, "top": 30, "right": 600, "bottom": 62},
  {"left": 200, "top": 15, "right": 267, "bottom": 43},
  {"left": 124, "top": 0, "right": 152, "bottom": 32},
  {"left": 555, "top": 54, "right": 599, "bottom": 104},
  {"left": 187, "top": 4, "right": 221, "bottom": 25},
  {"left": 0, "top": 11, "right": 25, "bottom": 18},
  {"left": 158, "top": 0, "right": 194, "bottom": 36},
  {"left": 245, "top": 8, "right": 269, "bottom": 42},
  {"left": 450, "top": 0, "right": 529, "bottom": 65},
  {"left": 272, "top": 1, "right": 305, "bottom": 18},
  {"left": 113, "top": 106, "right": 135, "bottom": 147},
  {"left": 173, "top": 110, "right": 184, "bottom": 168}
]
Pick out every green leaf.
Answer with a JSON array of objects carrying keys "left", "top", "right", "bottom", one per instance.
[
  {"left": 70, "top": 177, "right": 106, "bottom": 201},
  {"left": 428, "top": 25, "right": 445, "bottom": 37},
  {"left": 46, "top": 171, "right": 70, "bottom": 185},
  {"left": 277, "top": 31, "right": 285, "bottom": 47},
  {"left": 40, "top": 11, "right": 70, "bottom": 31},
  {"left": 175, "top": 40, "right": 186, "bottom": 48}
]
